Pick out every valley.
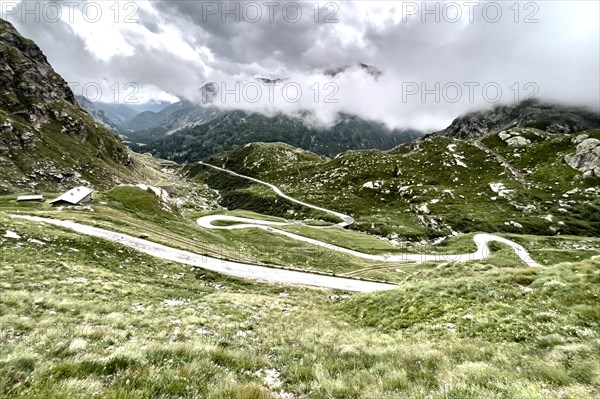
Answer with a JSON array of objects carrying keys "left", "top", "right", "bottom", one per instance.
[
  {"left": 2, "top": 127, "right": 599, "bottom": 397},
  {"left": 2, "top": 183, "right": 599, "bottom": 398},
  {"left": 1, "top": 10, "right": 600, "bottom": 399}
]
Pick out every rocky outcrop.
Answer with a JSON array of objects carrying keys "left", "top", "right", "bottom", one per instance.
[
  {"left": 0, "top": 18, "right": 135, "bottom": 193},
  {"left": 439, "top": 99, "right": 599, "bottom": 139},
  {"left": 565, "top": 138, "right": 600, "bottom": 178},
  {"left": 505, "top": 136, "right": 531, "bottom": 147},
  {"left": 496, "top": 129, "right": 532, "bottom": 147},
  {"left": 572, "top": 133, "right": 589, "bottom": 144},
  {"left": 0, "top": 20, "right": 76, "bottom": 108}
]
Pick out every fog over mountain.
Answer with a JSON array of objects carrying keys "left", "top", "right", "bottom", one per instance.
[{"left": 3, "top": 0, "right": 598, "bottom": 130}]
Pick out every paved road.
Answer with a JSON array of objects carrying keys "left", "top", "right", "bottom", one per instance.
[
  {"left": 10, "top": 162, "right": 538, "bottom": 293},
  {"left": 198, "top": 162, "right": 540, "bottom": 267},
  {"left": 11, "top": 215, "right": 397, "bottom": 292},
  {"left": 199, "top": 162, "right": 354, "bottom": 226}
]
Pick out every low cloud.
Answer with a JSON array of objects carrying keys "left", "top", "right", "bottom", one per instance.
[{"left": 3, "top": 0, "right": 598, "bottom": 130}]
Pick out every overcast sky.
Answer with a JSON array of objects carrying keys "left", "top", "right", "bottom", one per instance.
[{"left": 2, "top": 0, "right": 599, "bottom": 130}]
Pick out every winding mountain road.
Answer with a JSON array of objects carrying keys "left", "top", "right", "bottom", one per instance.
[
  {"left": 198, "top": 162, "right": 540, "bottom": 267},
  {"left": 199, "top": 162, "right": 353, "bottom": 226},
  {"left": 11, "top": 215, "right": 396, "bottom": 292},
  {"left": 10, "top": 163, "right": 538, "bottom": 293}
]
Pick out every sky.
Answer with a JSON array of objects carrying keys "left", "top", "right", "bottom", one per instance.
[{"left": 2, "top": 0, "right": 599, "bottom": 131}]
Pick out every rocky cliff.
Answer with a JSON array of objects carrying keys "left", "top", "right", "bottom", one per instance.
[
  {"left": 0, "top": 18, "right": 137, "bottom": 193},
  {"left": 439, "top": 99, "right": 599, "bottom": 139}
]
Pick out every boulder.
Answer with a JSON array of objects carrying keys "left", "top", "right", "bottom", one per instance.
[
  {"left": 20, "top": 131, "right": 36, "bottom": 148},
  {"left": 1, "top": 121, "right": 13, "bottom": 133},
  {"left": 506, "top": 136, "right": 531, "bottom": 147},
  {"left": 362, "top": 181, "right": 374, "bottom": 189},
  {"left": 498, "top": 131, "right": 511, "bottom": 141},
  {"left": 572, "top": 133, "right": 589, "bottom": 144},
  {"left": 565, "top": 138, "right": 600, "bottom": 178}
]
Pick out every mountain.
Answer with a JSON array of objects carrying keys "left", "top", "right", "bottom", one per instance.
[
  {"left": 437, "top": 99, "right": 600, "bottom": 139},
  {"left": 75, "top": 95, "right": 173, "bottom": 133},
  {"left": 0, "top": 18, "right": 143, "bottom": 193},
  {"left": 137, "top": 110, "right": 422, "bottom": 162},
  {"left": 122, "top": 100, "right": 224, "bottom": 142},
  {"left": 110, "top": 63, "right": 385, "bottom": 146},
  {"left": 76, "top": 96, "right": 225, "bottom": 144},
  {"left": 188, "top": 105, "right": 599, "bottom": 239},
  {"left": 324, "top": 63, "right": 383, "bottom": 80},
  {"left": 123, "top": 100, "right": 202, "bottom": 132},
  {"left": 75, "top": 95, "right": 123, "bottom": 132},
  {"left": 100, "top": 100, "right": 171, "bottom": 121}
]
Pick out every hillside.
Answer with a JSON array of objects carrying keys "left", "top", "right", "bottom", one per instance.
[
  {"left": 191, "top": 117, "right": 600, "bottom": 241},
  {"left": 2, "top": 124, "right": 599, "bottom": 396},
  {"left": 140, "top": 110, "right": 422, "bottom": 161},
  {"left": 0, "top": 18, "right": 144, "bottom": 193},
  {"left": 2, "top": 142, "right": 600, "bottom": 398},
  {"left": 438, "top": 99, "right": 599, "bottom": 139},
  {"left": 205, "top": 142, "right": 327, "bottom": 181},
  {"left": 2, "top": 86, "right": 600, "bottom": 398}
]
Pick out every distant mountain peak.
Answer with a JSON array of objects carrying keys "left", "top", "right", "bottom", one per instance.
[
  {"left": 255, "top": 77, "right": 289, "bottom": 84},
  {"left": 324, "top": 63, "right": 383, "bottom": 80}
]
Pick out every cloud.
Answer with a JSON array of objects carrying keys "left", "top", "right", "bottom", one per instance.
[{"left": 2, "top": 0, "right": 598, "bottom": 130}]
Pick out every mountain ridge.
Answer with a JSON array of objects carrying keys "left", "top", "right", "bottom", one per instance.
[
  {"left": 436, "top": 99, "right": 599, "bottom": 139},
  {"left": 138, "top": 110, "right": 422, "bottom": 161},
  {"left": 192, "top": 125, "right": 600, "bottom": 240},
  {"left": 0, "top": 18, "right": 145, "bottom": 193}
]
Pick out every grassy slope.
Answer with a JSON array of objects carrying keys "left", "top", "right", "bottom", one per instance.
[
  {"left": 1, "top": 212, "right": 599, "bottom": 399},
  {"left": 205, "top": 142, "right": 327, "bottom": 181},
  {"left": 185, "top": 162, "right": 342, "bottom": 224},
  {"left": 1, "top": 133, "right": 599, "bottom": 398},
  {"left": 0, "top": 101, "right": 138, "bottom": 193},
  {"left": 199, "top": 131, "right": 600, "bottom": 240}
]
